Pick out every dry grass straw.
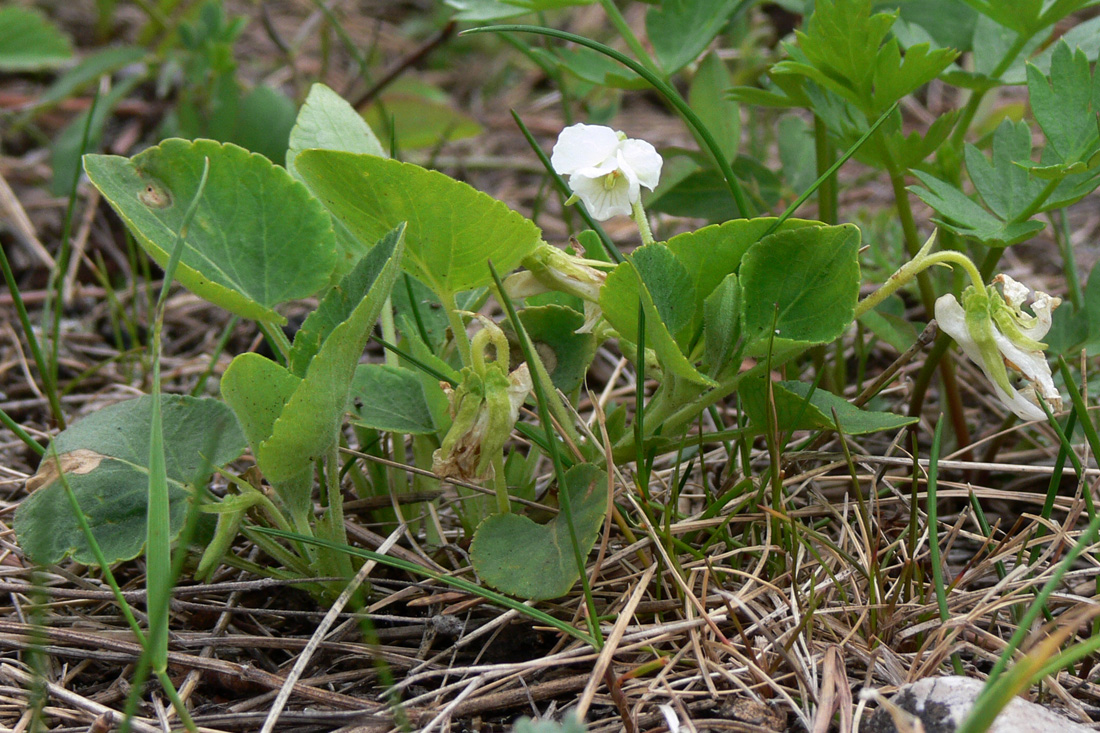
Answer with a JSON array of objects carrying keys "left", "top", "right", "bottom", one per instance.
[{"left": 5, "top": 343, "right": 1100, "bottom": 731}]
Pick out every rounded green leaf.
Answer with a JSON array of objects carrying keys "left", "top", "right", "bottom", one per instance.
[
  {"left": 740, "top": 224, "right": 861, "bottom": 348},
  {"left": 470, "top": 464, "right": 607, "bottom": 600},
  {"left": 0, "top": 7, "right": 72, "bottom": 71},
  {"left": 287, "top": 83, "right": 387, "bottom": 280},
  {"left": 350, "top": 364, "right": 438, "bottom": 435},
  {"left": 600, "top": 246, "right": 715, "bottom": 386},
  {"left": 667, "top": 217, "right": 819, "bottom": 336},
  {"left": 505, "top": 305, "right": 597, "bottom": 393},
  {"left": 294, "top": 149, "right": 541, "bottom": 296},
  {"left": 83, "top": 139, "right": 337, "bottom": 323},
  {"left": 14, "top": 395, "right": 246, "bottom": 565},
  {"left": 288, "top": 84, "right": 386, "bottom": 178}
]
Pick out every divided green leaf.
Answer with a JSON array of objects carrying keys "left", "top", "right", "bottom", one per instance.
[
  {"left": 774, "top": 0, "right": 957, "bottom": 116},
  {"left": 1027, "top": 42, "right": 1100, "bottom": 176}
]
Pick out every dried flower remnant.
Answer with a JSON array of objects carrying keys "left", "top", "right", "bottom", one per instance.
[{"left": 432, "top": 316, "right": 532, "bottom": 481}]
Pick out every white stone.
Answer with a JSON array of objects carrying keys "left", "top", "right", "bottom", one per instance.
[{"left": 865, "top": 676, "right": 1093, "bottom": 733}]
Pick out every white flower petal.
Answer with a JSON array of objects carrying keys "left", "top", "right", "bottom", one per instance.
[
  {"left": 997, "top": 274, "right": 1029, "bottom": 309},
  {"left": 550, "top": 123, "right": 621, "bottom": 176},
  {"left": 1019, "top": 291, "right": 1060, "bottom": 342},
  {"left": 569, "top": 172, "right": 634, "bottom": 220},
  {"left": 935, "top": 295, "right": 982, "bottom": 364},
  {"left": 990, "top": 381, "right": 1047, "bottom": 422},
  {"left": 573, "top": 159, "right": 621, "bottom": 178},
  {"left": 619, "top": 138, "right": 663, "bottom": 190},
  {"left": 617, "top": 149, "right": 642, "bottom": 205}
]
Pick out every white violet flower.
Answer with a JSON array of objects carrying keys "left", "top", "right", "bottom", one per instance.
[
  {"left": 935, "top": 274, "right": 1062, "bottom": 422},
  {"left": 550, "top": 123, "right": 662, "bottom": 221}
]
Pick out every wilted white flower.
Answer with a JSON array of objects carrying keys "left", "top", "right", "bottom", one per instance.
[
  {"left": 550, "top": 123, "right": 662, "bottom": 221},
  {"left": 503, "top": 243, "right": 610, "bottom": 332},
  {"left": 935, "top": 274, "right": 1062, "bottom": 422}
]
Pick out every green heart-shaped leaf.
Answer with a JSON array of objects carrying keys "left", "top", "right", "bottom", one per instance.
[
  {"left": 14, "top": 395, "right": 246, "bottom": 565},
  {"left": 294, "top": 149, "right": 541, "bottom": 297},
  {"left": 505, "top": 305, "right": 597, "bottom": 394},
  {"left": 287, "top": 83, "right": 388, "bottom": 280},
  {"left": 666, "top": 217, "right": 819, "bottom": 337},
  {"left": 600, "top": 245, "right": 715, "bottom": 386},
  {"left": 84, "top": 139, "right": 337, "bottom": 323},
  {"left": 740, "top": 224, "right": 861, "bottom": 350},
  {"left": 470, "top": 464, "right": 607, "bottom": 600},
  {"left": 349, "top": 364, "right": 438, "bottom": 435}
]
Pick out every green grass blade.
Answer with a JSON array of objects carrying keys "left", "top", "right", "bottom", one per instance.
[
  {"left": 146, "top": 158, "right": 209, "bottom": 682},
  {"left": 1, "top": 215, "right": 65, "bottom": 430}
]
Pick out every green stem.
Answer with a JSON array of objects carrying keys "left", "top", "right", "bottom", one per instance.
[
  {"left": 855, "top": 245, "right": 984, "bottom": 319},
  {"left": 1052, "top": 208, "right": 1082, "bottom": 309},
  {"left": 597, "top": 0, "right": 662, "bottom": 76},
  {"left": 258, "top": 321, "right": 292, "bottom": 364},
  {"left": 445, "top": 293, "right": 473, "bottom": 366},
  {"left": 947, "top": 32, "right": 1032, "bottom": 149},
  {"left": 380, "top": 296, "right": 399, "bottom": 368},
  {"left": 326, "top": 445, "right": 345, "bottom": 528},
  {"left": 632, "top": 200, "right": 656, "bottom": 247},
  {"left": 490, "top": 454, "right": 510, "bottom": 514},
  {"left": 885, "top": 158, "right": 937, "bottom": 313},
  {"left": 978, "top": 246, "right": 1003, "bottom": 282},
  {"left": 814, "top": 116, "right": 838, "bottom": 225}
]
